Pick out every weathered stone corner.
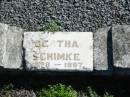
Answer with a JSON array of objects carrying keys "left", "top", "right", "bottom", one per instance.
[
  {"left": 93, "top": 26, "right": 111, "bottom": 71},
  {"left": 112, "top": 25, "right": 130, "bottom": 68},
  {"left": 0, "top": 23, "right": 23, "bottom": 69}
]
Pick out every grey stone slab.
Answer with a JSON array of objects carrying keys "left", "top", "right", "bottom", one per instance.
[
  {"left": 23, "top": 32, "right": 93, "bottom": 71},
  {"left": 112, "top": 25, "right": 130, "bottom": 68},
  {"left": 0, "top": 23, "right": 23, "bottom": 69},
  {"left": 94, "top": 27, "right": 111, "bottom": 71}
]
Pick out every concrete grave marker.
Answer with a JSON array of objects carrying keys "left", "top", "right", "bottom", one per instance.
[
  {"left": 113, "top": 25, "right": 130, "bottom": 68},
  {"left": 0, "top": 23, "right": 23, "bottom": 69},
  {"left": 23, "top": 32, "right": 93, "bottom": 71},
  {"left": 94, "top": 27, "right": 111, "bottom": 71}
]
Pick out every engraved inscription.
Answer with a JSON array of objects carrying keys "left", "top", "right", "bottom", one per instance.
[{"left": 24, "top": 32, "right": 93, "bottom": 71}]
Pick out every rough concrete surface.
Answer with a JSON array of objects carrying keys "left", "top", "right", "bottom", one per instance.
[
  {"left": 0, "top": 23, "right": 23, "bottom": 69},
  {"left": 94, "top": 27, "right": 111, "bottom": 71},
  {"left": 112, "top": 25, "right": 130, "bottom": 68}
]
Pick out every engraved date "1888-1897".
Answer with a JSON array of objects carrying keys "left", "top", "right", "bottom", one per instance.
[{"left": 33, "top": 61, "right": 83, "bottom": 70}]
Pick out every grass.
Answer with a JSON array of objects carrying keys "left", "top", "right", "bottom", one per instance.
[
  {"left": 0, "top": 83, "right": 14, "bottom": 97},
  {"left": 85, "top": 87, "right": 114, "bottom": 97},
  {"left": 0, "top": 83, "right": 114, "bottom": 97},
  {"left": 2, "top": 83, "right": 14, "bottom": 91},
  {"left": 38, "top": 83, "right": 77, "bottom": 97},
  {"left": 41, "top": 21, "right": 60, "bottom": 32},
  {"left": 38, "top": 83, "right": 114, "bottom": 97}
]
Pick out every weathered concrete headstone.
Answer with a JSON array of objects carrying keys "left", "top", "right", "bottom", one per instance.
[
  {"left": 0, "top": 23, "right": 23, "bottom": 69},
  {"left": 94, "top": 27, "right": 111, "bottom": 71},
  {"left": 23, "top": 32, "right": 93, "bottom": 71},
  {"left": 112, "top": 25, "right": 130, "bottom": 68}
]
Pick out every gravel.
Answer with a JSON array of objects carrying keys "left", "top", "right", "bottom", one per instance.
[
  {"left": 0, "top": 89, "right": 36, "bottom": 97},
  {"left": 0, "top": 0, "right": 130, "bottom": 32}
]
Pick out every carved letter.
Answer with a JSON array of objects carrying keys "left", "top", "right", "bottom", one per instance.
[
  {"left": 65, "top": 40, "right": 71, "bottom": 47},
  {"left": 57, "top": 53, "right": 65, "bottom": 60},
  {"left": 40, "top": 53, "right": 46, "bottom": 60},
  {"left": 74, "top": 53, "right": 80, "bottom": 61},
  {"left": 33, "top": 51, "right": 38, "bottom": 60},
  {"left": 42, "top": 40, "right": 48, "bottom": 47},
  {"left": 57, "top": 40, "right": 64, "bottom": 47},
  {"left": 72, "top": 41, "right": 79, "bottom": 48},
  {"left": 47, "top": 53, "right": 53, "bottom": 60},
  {"left": 65, "top": 53, "right": 72, "bottom": 60},
  {"left": 35, "top": 40, "right": 41, "bottom": 47}
]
